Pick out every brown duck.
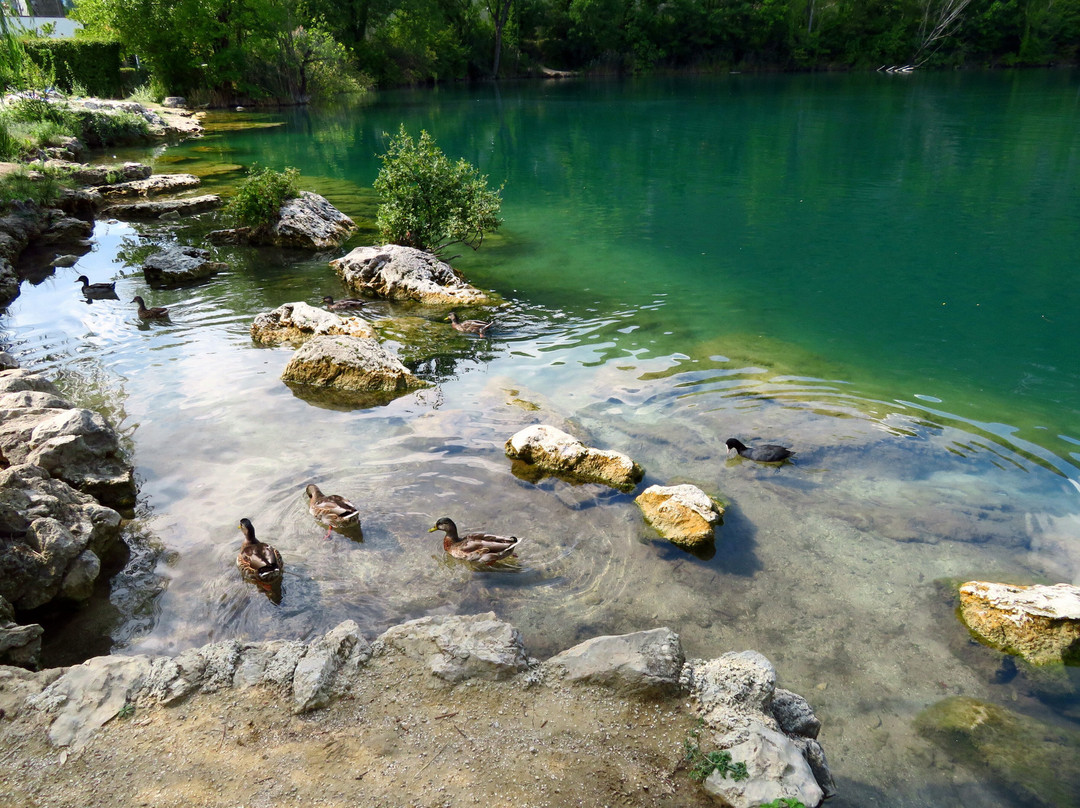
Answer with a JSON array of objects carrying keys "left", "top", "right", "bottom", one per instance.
[
  {"left": 236, "top": 518, "right": 283, "bottom": 582},
  {"left": 446, "top": 311, "right": 495, "bottom": 336},
  {"left": 133, "top": 295, "right": 169, "bottom": 319},
  {"left": 305, "top": 483, "right": 361, "bottom": 538},
  {"left": 428, "top": 517, "right": 522, "bottom": 563}
]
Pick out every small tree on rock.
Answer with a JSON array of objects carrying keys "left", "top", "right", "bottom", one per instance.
[{"left": 374, "top": 124, "right": 502, "bottom": 255}]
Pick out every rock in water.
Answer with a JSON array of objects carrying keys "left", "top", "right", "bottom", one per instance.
[
  {"left": 634, "top": 483, "right": 724, "bottom": 548},
  {"left": 331, "top": 244, "right": 491, "bottom": 305},
  {"left": 504, "top": 423, "right": 644, "bottom": 491}
]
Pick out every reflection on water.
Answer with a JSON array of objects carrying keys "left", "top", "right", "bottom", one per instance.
[{"left": 4, "top": 74, "right": 1080, "bottom": 808}]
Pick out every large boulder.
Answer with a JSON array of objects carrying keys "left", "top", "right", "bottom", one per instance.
[
  {"left": 291, "top": 620, "right": 371, "bottom": 713},
  {"left": 251, "top": 301, "right": 375, "bottom": 346},
  {"left": 209, "top": 191, "right": 355, "bottom": 250},
  {"left": 375, "top": 613, "right": 529, "bottom": 683},
  {"left": 331, "top": 244, "right": 491, "bottom": 305},
  {"left": 280, "top": 335, "right": 428, "bottom": 399},
  {"left": 504, "top": 423, "right": 644, "bottom": 492},
  {"left": 635, "top": 484, "right": 724, "bottom": 549},
  {"left": 958, "top": 581, "right": 1080, "bottom": 665},
  {"left": 545, "top": 627, "right": 684, "bottom": 695},
  {"left": 0, "top": 368, "right": 135, "bottom": 508},
  {"left": 142, "top": 245, "right": 226, "bottom": 288},
  {"left": 0, "top": 594, "right": 42, "bottom": 668},
  {"left": 704, "top": 722, "right": 825, "bottom": 808},
  {"left": 0, "top": 463, "right": 123, "bottom": 611}
]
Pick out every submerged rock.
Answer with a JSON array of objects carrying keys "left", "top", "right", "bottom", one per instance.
[
  {"left": 634, "top": 483, "right": 724, "bottom": 548},
  {"left": 504, "top": 423, "right": 644, "bottom": 492},
  {"left": 251, "top": 301, "right": 375, "bottom": 346},
  {"left": 142, "top": 245, "right": 226, "bottom": 287},
  {"left": 959, "top": 580, "right": 1080, "bottom": 665},
  {"left": 281, "top": 335, "right": 428, "bottom": 403},
  {"left": 331, "top": 244, "right": 491, "bottom": 306},
  {"left": 917, "top": 696, "right": 1080, "bottom": 807}
]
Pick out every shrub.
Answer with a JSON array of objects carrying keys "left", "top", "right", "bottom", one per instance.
[
  {"left": 374, "top": 124, "right": 502, "bottom": 255},
  {"left": 20, "top": 36, "right": 125, "bottom": 98},
  {"left": 222, "top": 166, "right": 301, "bottom": 228}
]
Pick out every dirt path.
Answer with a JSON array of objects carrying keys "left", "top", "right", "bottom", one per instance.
[{"left": 0, "top": 654, "right": 717, "bottom": 808}]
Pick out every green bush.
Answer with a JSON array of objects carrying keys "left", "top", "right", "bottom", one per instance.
[
  {"left": 222, "top": 166, "right": 301, "bottom": 228},
  {"left": 374, "top": 125, "right": 502, "bottom": 255},
  {"left": 0, "top": 98, "right": 150, "bottom": 152},
  {"left": 20, "top": 36, "right": 125, "bottom": 98}
]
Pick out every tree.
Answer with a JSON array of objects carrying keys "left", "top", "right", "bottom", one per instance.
[
  {"left": 374, "top": 125, "right": 503, "bottom": 254},
  {"left": 488, "top": 0, "right": 514, "bottom": 76}
]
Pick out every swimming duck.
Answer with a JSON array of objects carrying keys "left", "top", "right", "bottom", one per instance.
[
  {"left": 236, "top": 518, "right": 283, "bottom": 582},
  {"left": 75, "top": 275, "right": 117, "bottom": 298},
  {"left": 446, "top": 311, "right": 495, "bottom": 336},
  {"left": 428, "top": 517, "right": 522, "bottom": 563},
  {"left": 132, "top": 295, "right": 169, "bottom": 319},
  {"left": 305, "top": 483, "right": 361, "bottom": 538},
  {"left": 322, "top": 295, "right": 365, "bottom": 311},
  {"left": 725, "top": 438, "right": 794, "bottom": 463}
]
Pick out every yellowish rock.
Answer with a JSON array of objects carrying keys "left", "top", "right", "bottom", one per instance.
[
  {"left": 251, "top": 301, "right": 375, "bottom": 346},
  {"left": 504, "top": 424, "right": 644, "bottom": 492},
  {"left": 958, "top": 581, "right": 1080, "bottom": 665},
  {"left": 634, "top": 484, "right": 724, "bottom": 549}
]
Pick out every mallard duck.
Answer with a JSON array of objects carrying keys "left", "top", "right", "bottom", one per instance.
[
  {"left": 322, "top": 295, "right": 365, "bottom": 311},
  {"left": 428, "top": 517, "right": 522, "bottom": 563},
  {"left": 132, "top": 295, "right": 169, "bottom": 319},
  {"left": 305, "top": 483, "right": 361, "bottom": 538},
  {"left": 447, "top": 311, "right": 495, "bottom": 336},
  {"left": 75, "top": 275, "right": 117, "bottom": 297},
  {"left": 236, "top": 518, "right": 283, "bottom": 582},
  {"left": 725, "top": 438, "right": 794, "bottom": 463}
]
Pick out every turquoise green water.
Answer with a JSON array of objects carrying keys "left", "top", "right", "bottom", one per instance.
[{"left": 5, "top": 71, "right": 1080, "bottom": 806}]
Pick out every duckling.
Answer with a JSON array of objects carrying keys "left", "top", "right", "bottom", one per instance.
[
  {"left": 305, "top": 483, "right": 361, "bottom": 538},
  {"left": 725, "top": 438, "right": 794, "bottom": 463},
  {"left": 322, "top": 295, "right": 365, "bottom": 311},
  {"left": 75, "top": 275, "right": 117, "bottom": 298},
  {"left": 428, "top": 517, "right": 522, "bottom": 563},
  {"left": 446, "top": 311, "right": 495, "bottom": 336},
  {"left": 132, "top": 295, "right": 169, "bottom": 320},
  {"left": 236, "top": 518, "right": 283, "bottom": 582}
]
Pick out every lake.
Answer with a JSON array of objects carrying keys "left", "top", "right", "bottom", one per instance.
[{"left": 4, "top": 70, "right": 1080, "bottom": 806}]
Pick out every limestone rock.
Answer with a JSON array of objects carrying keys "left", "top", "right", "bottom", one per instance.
[
  {"left": 375, "top": 613, "right": 529, "bottom": 683},
  {"left": 209, "top": 192, "right": 355, "bottom": 250},
  {"left": 162, "top": 97, "right": 187, "bottom": 108},
  {"left": 28, "top": 654, "right": 154, "bottom": 749},
  {"left": 959, "top": 581, "right": 1080, "bottom": 664},
  {"left": 545, "top": 627, "right": 684, "bottom": 695},
  {"left": 635, "top": 484, "right": 723, "bottom": 548},
  {"left": 703, "top": 722, "right": 825, "bottom": 808},
  {"left": 251, "top": 301, "right": 375, "bottom": 346},
  {"left": 99, "top": 173, "right": 202, "bottom": 199},
  {"left": 0, "top": 594, "right": 42, "bottom": 668},
  {"left": 331, "top": 244, "right": 491, "bottom": 305},
  {"left": 771, "top": 688, "right": 822, "bottom": 739},
  {"left": 684, "top": 651, "right": 777, "bottom": 735},
  {"left": 504, "top": 424, "right": 644, "bottom": 492},
  {"left": 281, "top": 335, "right": 428, "bottom": 400},
  {"left": 292, "top": 620, "right": 371, "bottom": 713},
  {"left": 42, "top": 161, "right": 151, "bottom": 188},
  {"left": 37, "top": 215, "right": 93, "bottom": 246},
  {"left": 142, "top": 245, "right": 226, "bottom": 288},
  {"left": 107, "top": 194, "right": 221, "bottom": 220}
]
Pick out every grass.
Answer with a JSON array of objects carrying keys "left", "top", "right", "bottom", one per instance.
[
  {"left": 0, "top": 163, "right": 73, "bottom": 206},
  {"left": 0, "top": 94, "right": 151, "bottom": 159}
]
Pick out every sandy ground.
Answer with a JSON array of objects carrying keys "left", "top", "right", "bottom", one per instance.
[{"left": 0, "top": 654, "right": 718, "bottom": 808}]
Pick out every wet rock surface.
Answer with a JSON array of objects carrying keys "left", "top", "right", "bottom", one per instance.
[
  {"left": 106, "top": 194, "right": 221, "bottom": 220},
  {"left": 505, "top": 423, "right": 645, "bottom": 491},
  {"left": 141, "top": 245, "right": 226, "bottom": 288},
  {"left": 281, "top": 334, "right": 429, "bottom": 401},
  {"left": 251, "top": 301, "right": 376, "bottom": 346},
  {"left": 331, "top": 244, "right": 492, "bottom": 305},
  {"left": 959, "top": 580, "right": 1080, "bottom": 665},
  {"left": 635, "top": 484, "right": 724, "bottom": 548}
]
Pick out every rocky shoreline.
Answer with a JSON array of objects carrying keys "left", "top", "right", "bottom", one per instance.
[{"left": 0, "top": 615, "right": 835, "bottom": 807}]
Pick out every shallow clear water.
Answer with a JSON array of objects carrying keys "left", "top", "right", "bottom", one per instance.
[{"left": 4, "top": 71, "right": 1080, "bottom": 806}]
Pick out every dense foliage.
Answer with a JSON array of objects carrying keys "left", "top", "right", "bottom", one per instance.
[
  {"left": 222, "top": 166, "right": 301, "bottom": 228},
  {"left": 17, "top": 0, "right": 1080, "bottom": 102},
  {"left": 21, "top": 36, "right": 128, "bottom": 98},
  {"left": 374, "top": 125, "right": 503, "bottom": 254}
]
